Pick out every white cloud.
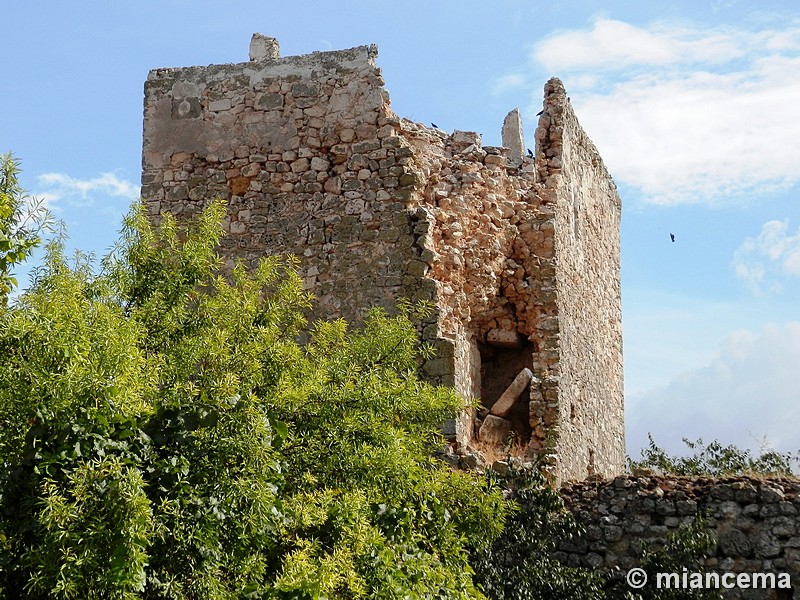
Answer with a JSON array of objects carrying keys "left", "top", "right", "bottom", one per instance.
[
  {"left": 492, "top": 73, "right": 526, "bottom": 95},
  {"left": 36, "top": 172, "right": 139, "bottom": 209},
  {"left": 627, "top": 322, "right": 800, "bottom": 458},
  {"left": 733, "top": 219, "right": 800, "bottom": 294},
  {"left": 526, "top": 18, "right": 800, "bottom": 205},
  {"left": 534, "top": 19, "right": 744, "bottom": 72}
]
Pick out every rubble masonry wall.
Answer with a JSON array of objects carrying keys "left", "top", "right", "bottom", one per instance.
[
  {"left": 560, "top": 475, "right": 800, "bottom": 599},
  {"left": 141, "top": 40, "right": 625, "bottom": 483},
  {"left": 536, "top": 79, "right": 625, "bottom": 480}
]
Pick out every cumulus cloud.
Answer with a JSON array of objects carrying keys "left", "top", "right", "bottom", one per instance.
[
  {"left": 733, "top": 219, "right": 800, "bottom": 294},
  {"left": 527, "top": 18, "right": 800, "bottom": 205},
  {"left": 36, "top": 172, "right": 139, "bottom": 209},
  {"left": 626, "top": 322, "right": 800, "bottom": 458}
]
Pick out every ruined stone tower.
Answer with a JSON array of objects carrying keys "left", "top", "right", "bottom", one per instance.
[{"left": 141, "top": 35, "right": 624, "bottom": 482}]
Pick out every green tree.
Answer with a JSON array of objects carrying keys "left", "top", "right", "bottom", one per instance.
[
  {"left": 0, "top": 200, "right": 506, "bottom": 599},
  {"left": 0, "top": 153, "right": 51, "bottom": 305}
]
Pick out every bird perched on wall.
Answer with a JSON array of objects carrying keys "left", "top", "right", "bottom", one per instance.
[
  {"left": 670, "top": 233, "right": 675, "bottom": 242},
  {"left": 536, "top": 110, "right": 544, "bottom": 116},
  {"left": 526, "top": 148, "right": 533, "bottom": 158},
  {"left": 431, "top": 122, "right": 439, "bottom": 129}
]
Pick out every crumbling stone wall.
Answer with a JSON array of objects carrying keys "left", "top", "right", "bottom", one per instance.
[
  {"left": 141, "top": 43, "right": 433, "bottom": 328},
  {"left": 140, "top": 36, "right": 624, "bottom": 483},
  {"left": 560, "top": 475, "right": 800, "bottom": 598},
  {"left": 535, "top": 80, "right": 625, "bottom": 480}
]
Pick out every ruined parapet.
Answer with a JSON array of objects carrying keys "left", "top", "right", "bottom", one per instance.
[
  {"left": 141, "top": 38, "right": 624, "bottom": 483},
  {"left": 249, "top": 33, "right": 280, "bottom": 61},
  {"left": 501, "top": 108, "right": 525, "bottom": 163}
]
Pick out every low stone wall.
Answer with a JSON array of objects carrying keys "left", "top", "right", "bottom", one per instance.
[{"left": 559, "top": 475, "right": 800, "bottom": 599}]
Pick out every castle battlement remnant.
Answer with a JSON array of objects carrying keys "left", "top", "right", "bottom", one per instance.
[{"left": 141, "top": 35, "right": 624, "bottom": 483}]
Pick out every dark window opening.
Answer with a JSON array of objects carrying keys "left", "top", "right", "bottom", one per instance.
[{"left": 478, "top": 339, "right": 534, "bottom": 447}]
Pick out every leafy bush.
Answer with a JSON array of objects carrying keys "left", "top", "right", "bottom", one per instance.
[
  {"left": 472, "top": 461, "right": 721, "bottom": 600},
  {"left": 630, "top": 435, "right": 799, "bottom": 477},
  {"left": 0, "top": 200, "right": 506, "bottom": 599},
  {"left": 471, "top": 463, "right": 605, "bottom": 600}
]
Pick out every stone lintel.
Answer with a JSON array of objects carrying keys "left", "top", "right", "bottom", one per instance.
[{"left": 486, "top": 328, "right": 524, "bottom": 348}]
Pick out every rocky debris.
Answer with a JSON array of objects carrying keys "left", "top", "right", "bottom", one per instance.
[{"left": 479, "top": 414, "right": 512, "bottom": 445}]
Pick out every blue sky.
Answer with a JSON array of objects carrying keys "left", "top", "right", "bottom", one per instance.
[{"left": 3, "top": 1, "right": 800, "bottom": 459}]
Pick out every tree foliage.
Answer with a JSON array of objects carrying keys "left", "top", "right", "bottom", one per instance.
[
  {"left": 471, "top": 464, "right": 606, "bottom": 600},
  {"left": 0, "top": 200, "right": 506, "bottom": 599},
  {"left": 0, "top": 153, "right": 51, "bottom": 305}
]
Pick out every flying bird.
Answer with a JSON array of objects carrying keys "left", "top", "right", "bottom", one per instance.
[
  {"left": 536, "top": 110, "right": 544, "bottom": 116},
  {"left": 670, "top": 233, "right": 675, "bottom": 242},
  {"left": 431, "top": 122, "right": 439, "bottom": 129}
]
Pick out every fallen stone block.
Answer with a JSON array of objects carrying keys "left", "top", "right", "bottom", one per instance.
[
  {"left": 490, "top": 367, "right": 534, "bottom": 418},
  {"left": 479, "top": 414, "right": 511, "bottom": 445}
]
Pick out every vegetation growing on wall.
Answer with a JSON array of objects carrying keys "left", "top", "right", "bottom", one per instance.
[
  {"left": 471, "top": 461, "right": 722, "bottom": 600},
  {"left": 630, "top": 435, "right": 799, "bottom": 477}
]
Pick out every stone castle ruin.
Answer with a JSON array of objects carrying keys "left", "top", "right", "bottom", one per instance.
[{"left": 141, "top": 34, "right": 624, "bottom": 483}]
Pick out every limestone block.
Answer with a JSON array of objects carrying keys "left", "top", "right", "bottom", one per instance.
[
  {"left": 490, "top": 368, "right": 533, "bottom": 418},
  {"left": 486, "top": 328, "right": 524, "bottom": 348},
  {"left": 250, "top": 33, "right": 280, "bottom": 61},
  {"left": 451, "top": 130, "right": 482, "bottom": 151},
  {"left": 479, "top": 415, "right": 511, "bottom": 445},
  {"left": 501, "top": 108, "right": 525, "bottom": 161}
]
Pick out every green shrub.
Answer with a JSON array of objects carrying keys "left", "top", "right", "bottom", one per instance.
[
  {"left": 0, "top": 200, "right": 505, "bottom": 599},
  {"left": 471, "top": 462, "right": 605, "bottom": 600},
  {"left": 630, "top": 435, "right": 799, "bottom": 477}
]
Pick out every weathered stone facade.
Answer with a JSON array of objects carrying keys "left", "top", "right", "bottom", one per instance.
[
  {"left": 560, "top": 476, "right": 799, "bottom": 598},
  {"left": 140, "top": 35, "right": 624, "bottom": 483}
]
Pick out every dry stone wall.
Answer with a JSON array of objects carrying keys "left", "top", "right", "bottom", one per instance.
[
  {"left": 560, "top": 475, "right": 800, "bottom": 598},
  {"left": 141, "top": 36, "right": 625, "bottom": 483}
]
